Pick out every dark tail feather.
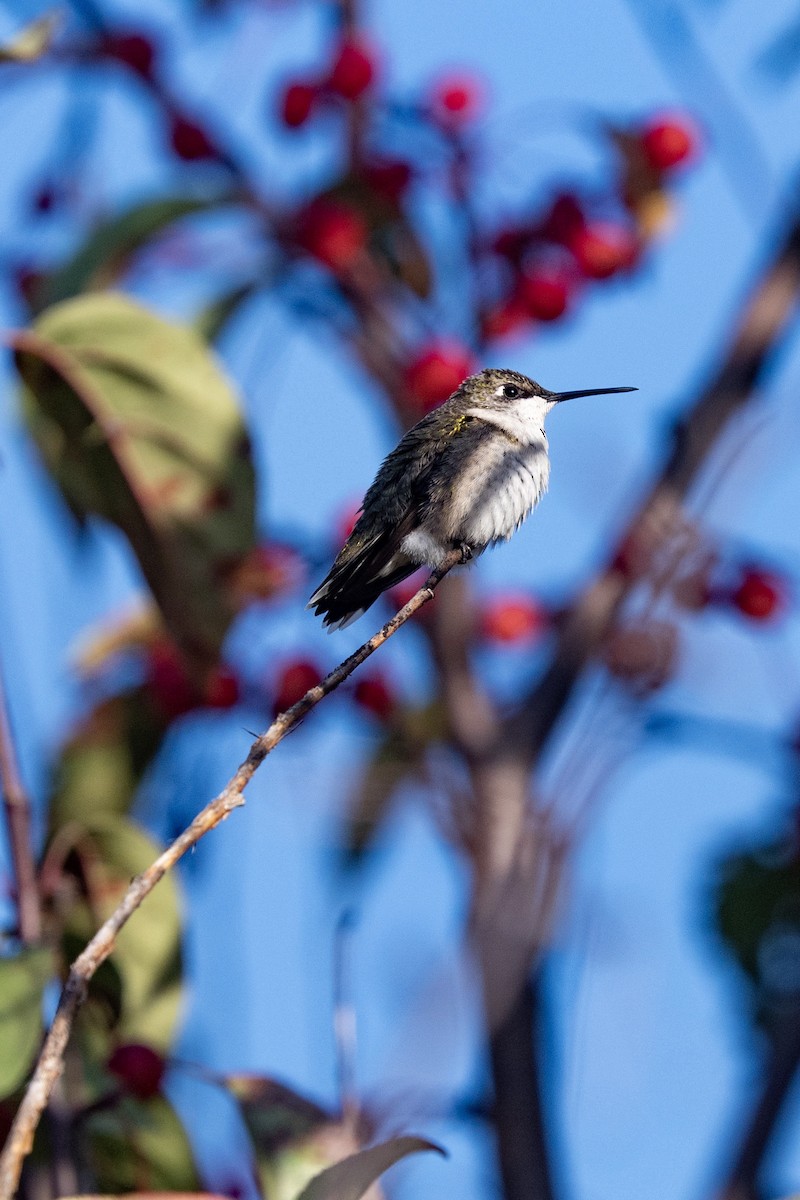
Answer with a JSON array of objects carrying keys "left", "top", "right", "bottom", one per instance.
[
  {"left": 308, "top": 511, "right": 423, "bottom": 630},
  {"left": 308, "top": 559, "right": 418, "bottom": 630}
]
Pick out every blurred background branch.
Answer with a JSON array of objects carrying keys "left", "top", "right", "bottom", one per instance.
[{"left": 0, "top": 659, "right": 41, "bottom": 946}]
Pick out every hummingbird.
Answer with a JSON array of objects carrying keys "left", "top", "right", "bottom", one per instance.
[{"left": 308, "top": 368, "right": 636, "bottom": 630}]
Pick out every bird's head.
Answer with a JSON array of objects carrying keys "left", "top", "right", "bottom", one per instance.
[{"left": 459, "top": 367, "right": 637, "bottom": 426}]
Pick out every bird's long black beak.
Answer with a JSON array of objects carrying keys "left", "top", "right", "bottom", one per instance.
[{"left": 550, "top": 386, "right": 638, "bottom": 403}]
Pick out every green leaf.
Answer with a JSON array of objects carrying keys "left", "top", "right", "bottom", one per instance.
[
  {"left": 229, "top": 1075, "right": 332, "bottom": 1157},
  {"left": 48, "top": 691, "right": 168, "bottom": 829},
  {"left": 84, "top": 1094, "right": 200, "bottom": 1193},
  {"left": 229, "top": 1075, "right": 339, "bottom": 1200},
  {"left": 14, "top": 293, "right": 257, "bottom": 668},
  {"left": 321, "top": 173, "right": 431, "bottom": 299},
  {"left": 64, "top": 814, "right": 183, "bottom": 1051},
  {"left": 0, "top": 948, "right": 55, "bottom": 1098},
  {"left": 0, "top": 12, "right": 59, "bottom": 63},
  {"left": 60, "top": 1194, "right": 226, "bottom": 1199},
  {"left": 296, "top": 1136, "right": 446, "bottom": 1200},
  {"left": 39, "top": 197, "right": 233, "bottom": 310},
  {"left": 713, "top": 836, "right": 800, "bottom": 1031}
]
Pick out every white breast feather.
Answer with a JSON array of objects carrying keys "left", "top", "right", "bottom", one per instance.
[
  {"left": 463, "top": 447, "right": 550, "bottom": 546},
  {"left": 460, "top": 404, "right": 550, "bottom": 546}
]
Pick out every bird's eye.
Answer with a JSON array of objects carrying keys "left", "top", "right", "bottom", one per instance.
[{"left": 502, "top": 383, "right": 520, "bottom": 399}]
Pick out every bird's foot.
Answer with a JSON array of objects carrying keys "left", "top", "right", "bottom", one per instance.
[{"left": 458, "top": 542, "right": 474, "bottom": 564}]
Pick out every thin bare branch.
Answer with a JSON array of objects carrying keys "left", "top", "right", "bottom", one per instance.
[
  {"left": 0, "top": 551, "right": 462, "bottom": 1200},
  {"left": 0, "top": 657, "right": 41, "bottom": 945},
  {"left": 715, "top": 1013, "right": 800, "bottom": 1200}
]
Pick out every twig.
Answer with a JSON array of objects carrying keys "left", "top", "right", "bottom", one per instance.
[
  {"left": 334, "top": 908, "right": 359, "bottom": 1125},
  {"left": 715, "top": 1013, "right": 800, "bottom": 1200},
  {"left": 0, "top": 552, "right": 462, "bottom": 1200},
  {"left": 622, "top": 0, "right": 773, "bottom": 224},
  {"left": 0, "top": 657, "right": 42, "bottom": 946}
]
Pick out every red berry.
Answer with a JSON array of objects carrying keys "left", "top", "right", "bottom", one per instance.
[
  {"left": 32, "top": 184, "right": 60, "bottom": 214},
  {"left": 327, "top": 37, "right": 376, "bottom": 100},
  {"left": 539, "top": 193, "right": 586, "bottom": 246},
  {"left": 363, "top": 159, "right": 413, "bottom": 203},
  {"left": 481, "top": 296, "right": 532, "bottom": 341},
  {"left": 169, "top": 114, "right": 218, "bottom": 161},
  {"left": 281, "top": 81, "right": 318, "bottom": 128},
  {"left": 108, "top": 1044, "right": 165, "bottom": 1099},
  {"left": 641, "top": 114, "right": 698, "bottom": 171},
  {"left": 404, "top": 341, "right": 476, "bottom": 412},
  {"left": 731, "top": 568, "right": 786, "bottom": 622},
  {"left": 353, "top": 673, "right": 396, "bottom": 721},
  {"left": 14, "top": 265, "right": 44, "bottom": 307},
  {"left": 274, "top": 659, "right": 324, "bottom": 715},
  {"left": 101, "top": 32, "right": 156, "bottom": 78},
  {"left": 480, "top": 594, "right": 547, "bottom": 644},
  {"left": 145, "top": 641, "right": 198, "bottom": 720},
  {"left": 492, "top": 226, "right": 532, "bottom": 261},
  {"left": 518, "top": 267, "right": 572, "bottom": 322},
  {"left": 297, "top": 201, "right": 369, "bottom": 272},
  {"left": 234, "top": 542, "right": 304, "bottom": 601},
  {"left": 431, "top": 73, "right": 483, "bottom": 126},
  {"left": 569, "top": 222, "right": 639, "bottom": 280},
  {"left": 204, "top": 667, "right": 240, "bottom": 709}
]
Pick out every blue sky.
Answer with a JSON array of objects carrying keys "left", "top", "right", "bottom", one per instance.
[{"left": 3, "top": 0, "right": 800, "bottom": 1198}]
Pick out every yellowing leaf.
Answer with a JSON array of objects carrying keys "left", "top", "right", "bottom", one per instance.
[
  {"left": 70, "top": 604, "right": 162, "bottom": 677},
  {"left": 62, "top": 815, "right": 183, "bottom": 1050},
  {"left": 14, "top": 293, "right": 257, "bottom": 669},
  {"left": 48, "top": 692, "right": 167, "bottom": 827},
  {"left": 0, "top": 12, "right": 59, "bottom": 64}
]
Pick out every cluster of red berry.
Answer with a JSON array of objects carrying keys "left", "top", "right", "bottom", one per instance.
[
  {"left": 280, "top": 55, "right": 699, "bottom": 415},
  {"left": 145, "top": 639, "right": 241, "bottom": 720},
  {"left": 269, "top": 659, "right": 396, "bottom": 722},
  {"left": 704, "top": 564, "right": 787, "bottom": 623},
  {"left": 95, "top": 29, "right": 222, "bottom": 162},
  {"left": 283, "top": 67, "right": 483, "bottom": 282},
  {"left": 605, "top": 560, "right": 788, "bottom": 692},
  {"left": 140, "top": 530, "right": 402, "bottom": 725},
  {"left": 28, "top": 24, "right": 701, "bottom": 439},
  {"left": 280, "top": 45, "right": 480, "bottom": 131},
  {"left": 281, "top": 34, "right": 379, "bottom": 127},
  {"left": 480, "top": 114, "right": 698, "bottom": 343},
  {"left": 140, "top": 530, "right": 789, "bottom": 727}
]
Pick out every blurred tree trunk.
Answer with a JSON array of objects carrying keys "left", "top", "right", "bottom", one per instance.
[{"left": 490, "top": 977, "right": 555, "bottom": 1200}]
